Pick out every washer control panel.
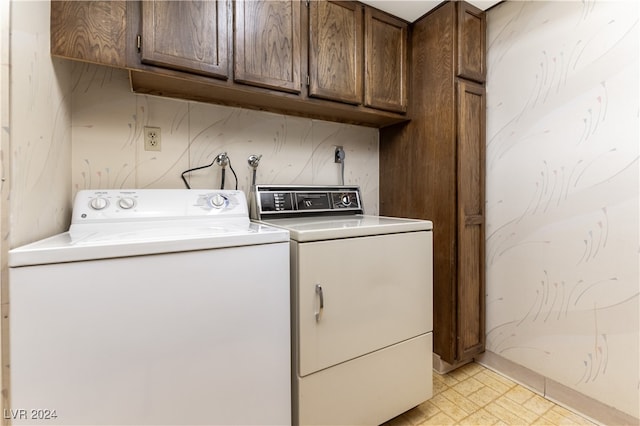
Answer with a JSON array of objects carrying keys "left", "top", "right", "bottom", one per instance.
[
  {"left": 72, "top": 189, "right": 247, "bottom": 224},
  {"left": 252, "top": 185, "right": 363, "bottom": 219}
]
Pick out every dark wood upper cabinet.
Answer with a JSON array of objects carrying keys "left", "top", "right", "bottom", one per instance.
[
  {"left": 308, "top": 1, "right": 363, "bottom": 105},
  {"left": 50, "top": 1, "right": 127, "bottom": 67},
  {"left": 140, "top": 0, "right": 229, "bottom": 79},
  {"left": 364, "top": 8, "right": 408, "bottom": 113},
  {"left": 50, "top": 0, "right": 409, "bottom": 128},
  {"left": 234, "top": 0, "right": 301, "bottom": 94},
  {"left": 457, "top": 1, "right": 486, "bottom": 83}
]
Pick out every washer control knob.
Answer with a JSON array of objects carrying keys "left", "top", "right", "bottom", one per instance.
[
  {"left": 118, "top": 197, "right": 136, "bottom": 210},
  {"left": 341, "top": 194, "right": 351, "bottom": 206},
  {"left": 209, "top": 194, "right": 227, "bottom": 209},
  {"left": 89, "top": 197, "right": 109, "bottom": 210}
]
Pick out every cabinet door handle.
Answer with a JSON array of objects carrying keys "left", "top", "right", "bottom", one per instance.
[{"left": 315, "top": 284, "right": 324, "bottom": 322}]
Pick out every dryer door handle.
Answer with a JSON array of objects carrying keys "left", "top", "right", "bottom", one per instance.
[{"left": 315, "top": 284, "right": 324, "bottom": 322}]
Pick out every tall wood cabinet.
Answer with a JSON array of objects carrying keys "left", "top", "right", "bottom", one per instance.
[{"left": 380, "top": 0, "right": 486, "bottom": 365}]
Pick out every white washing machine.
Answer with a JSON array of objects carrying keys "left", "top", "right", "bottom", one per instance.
[
  {"left": 252, "top": 185, "right": 433, "bottom": 426},
  {"left": 8, "top": 189, "right": 291, "bottom": 425}
]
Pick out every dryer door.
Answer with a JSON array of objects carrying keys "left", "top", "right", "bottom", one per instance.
[{"left": 295, "top": 231, "right": 433, "bottom": 376}]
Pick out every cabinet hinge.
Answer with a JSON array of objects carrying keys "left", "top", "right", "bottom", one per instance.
[
  {"left": 136, "top": 34, "right": 142, "bottom": 52},
  {"left": 305, "top": 0, "right": 309, "bottom": 7}
]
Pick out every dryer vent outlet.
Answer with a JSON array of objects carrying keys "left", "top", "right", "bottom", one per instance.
[{"left": 144, "top": 126, "right": 161, "bottom": 152}]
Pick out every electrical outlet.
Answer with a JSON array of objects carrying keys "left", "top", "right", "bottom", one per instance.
[
  {"left": 144, "top": 126, "right": 161, "bottom": 152},
  {"left": 334, "top": 146, "right": 345, "bottom": 163}
]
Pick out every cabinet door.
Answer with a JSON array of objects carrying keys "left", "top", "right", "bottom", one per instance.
[
  {"left": 308, "top": 1, "right": 363, "bottom": 105},
  {"left": 456, "top": 79, "right": 486, "bottom": 360},
  {"left": 51, "top": 1, "right": 127, "bottom": 67},
  {"left": 457, "top": 1, "right": 486, "bottom": 83},
  {"left": 234, "top": 0, "right": 301, "bottom": 93},
  {"left": 141, "top": 0, "right": 228, "bottom": 79},
  {"left": 364, "top": 8, "right": 408, "bottom": 113}
]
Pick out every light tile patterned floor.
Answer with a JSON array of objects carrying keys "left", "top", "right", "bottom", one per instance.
[{"left": 383, "top": 362, "right": 597, "bottom": 426}]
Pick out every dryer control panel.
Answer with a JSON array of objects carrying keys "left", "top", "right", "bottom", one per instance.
[{"left": 251, "top": 185, "right": 363, "bottom": 219}]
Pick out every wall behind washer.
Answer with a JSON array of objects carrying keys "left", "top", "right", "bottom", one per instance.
[
  {"left": 4, "top": 0, "right": 74, "bottom": 416},
  {"left": 71, "top": 63, "right": 379, "bottom": 214},
  {"left": 9, "top": 1, "right": 72, "bottom": 249}
]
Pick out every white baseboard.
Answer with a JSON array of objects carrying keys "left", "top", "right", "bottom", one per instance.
[{"left": 476, "top": 351, "right": 639, "bottom": 426}]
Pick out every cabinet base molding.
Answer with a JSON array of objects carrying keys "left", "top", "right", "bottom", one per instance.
[
  {"left": 477, "top": 351, "right": 639, "bottom": 426},
  {"left": 432, "top": 353, "right": 474, "bottom": 374}
]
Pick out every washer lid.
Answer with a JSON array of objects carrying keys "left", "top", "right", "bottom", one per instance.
[
  {"left": 8, "top": 222, "right": 288, "bottom": 267},
  {"left": 258, "top": 215, "right": 432, "bottom": 242}
]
